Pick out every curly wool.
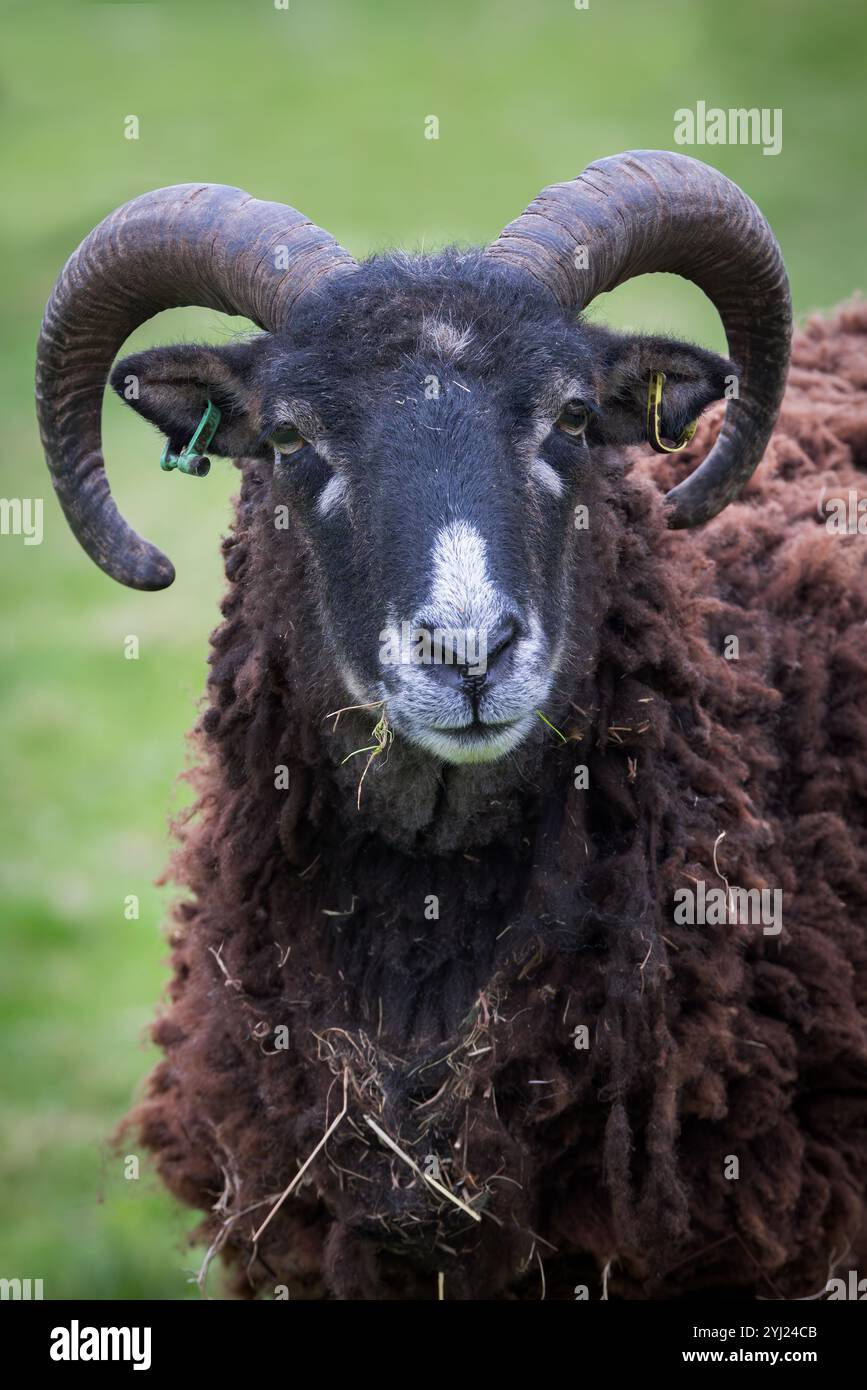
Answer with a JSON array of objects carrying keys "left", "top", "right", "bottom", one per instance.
[{"left": 125, "top": 300, "right": 867, "bottom": 1300}]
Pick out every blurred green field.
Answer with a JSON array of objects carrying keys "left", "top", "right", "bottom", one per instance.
[{"left": 1, "top": 0, "right": 864, "bottom": 1299}]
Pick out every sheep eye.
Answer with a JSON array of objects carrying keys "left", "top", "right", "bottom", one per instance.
[
  {"left": 269, "top": 426, "right": 307, "bottom": 456},
  {"left": 556, "top": 401, "right": 590, "bottom": 437}
]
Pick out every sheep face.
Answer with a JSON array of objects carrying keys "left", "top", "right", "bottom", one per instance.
[{"left": 113, "top": 249, "right": 731, "bottom": 765}]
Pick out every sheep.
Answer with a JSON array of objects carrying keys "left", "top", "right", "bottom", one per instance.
[{"left": 36, "top": 151, "right": 867, "bottom": 1300}]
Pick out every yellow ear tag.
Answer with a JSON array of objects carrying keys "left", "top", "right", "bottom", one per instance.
[{"left": 646, "top": 371, "right": 698, "bottom": 454}]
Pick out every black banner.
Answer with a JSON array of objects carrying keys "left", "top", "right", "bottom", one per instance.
[{"left": 3, "top": 1297, "right": 863, "bottom": 1375}]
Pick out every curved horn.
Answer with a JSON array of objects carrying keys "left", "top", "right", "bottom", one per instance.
[
  {"left": 486, "top": 150, "right": 792, "bottom": 527},
  {"left": 36, "top": 184, "right": 357, "bottom": 589}
]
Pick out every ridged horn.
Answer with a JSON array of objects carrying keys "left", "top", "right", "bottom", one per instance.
[
  {"left": 36, "top": 183, "right": 356, "bottom": 589},
  {"left": 486, "top": 150, "right": 792, "bottom": 526}
]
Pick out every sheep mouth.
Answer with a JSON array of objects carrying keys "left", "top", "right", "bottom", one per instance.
[
  {"left": 408, "top": 714, "right": 533, "bottom": 765},
  {"left": 436, "top": 716, "right": 516, "bottom": 735}
]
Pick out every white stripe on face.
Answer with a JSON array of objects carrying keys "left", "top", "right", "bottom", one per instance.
[
  {"left": 427, "top": 519, "right": 503, "bottom": 632},
  {"left": 530, "top": 457, "right": 564, "bottom": 498},
  {"left": 316, "top": 473, "right": 348, "bottom": 518}
]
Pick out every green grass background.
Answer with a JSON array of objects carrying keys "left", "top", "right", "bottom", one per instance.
[{"left": 1, "top": 0, "right": 864, "bottom": 1299}]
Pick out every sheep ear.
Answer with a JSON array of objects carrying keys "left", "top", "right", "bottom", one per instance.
[
  {"left": 109, "top": 340, "right": 269, "bottom": 460},
  {"left": 590, "top": 334, "right": 736, "bottom": 447}
]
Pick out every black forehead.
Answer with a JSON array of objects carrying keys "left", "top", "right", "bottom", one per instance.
[{"left": 259, "top": 247, "right": 595, "bottom": 418}]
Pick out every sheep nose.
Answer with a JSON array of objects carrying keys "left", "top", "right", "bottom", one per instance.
[
  {"left": 480, "top": 615, "right": 521, "bottom": 677},
  {"left": 427, "top": 614, "right": 522, "bottom": 690}
]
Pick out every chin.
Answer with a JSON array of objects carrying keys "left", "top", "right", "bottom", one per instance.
[{"left": 402, "top": 714, "right": 535, "bottom": 765}]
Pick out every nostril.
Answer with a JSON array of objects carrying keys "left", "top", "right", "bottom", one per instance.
[
  {"left": 460, "top": 615, "right": 521, "bottom": 689},
  {"left": 413, "top": 614, "right": 523, "bottom": 688},
  {"left": 485, "top": 616, "right": 520, "bottom": 670}
]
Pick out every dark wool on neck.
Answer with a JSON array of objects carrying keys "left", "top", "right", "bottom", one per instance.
[{"left": 125, "top": 302, "right": 867, "bottom": 1300}]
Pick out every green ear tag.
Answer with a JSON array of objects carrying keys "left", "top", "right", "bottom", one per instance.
[{"left": 160, "top": 399, "right": 222, "bottom": 477}]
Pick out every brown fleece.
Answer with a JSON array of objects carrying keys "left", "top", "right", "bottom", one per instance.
[{"left": 123, "top": 301, "right": 867, "bottom": 1300}]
